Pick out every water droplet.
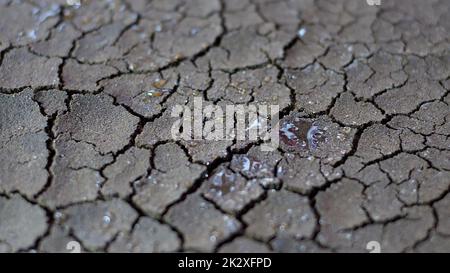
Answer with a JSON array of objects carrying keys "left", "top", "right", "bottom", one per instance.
[
  {"left": 54, "top": 211, "right": 63, "bottom": 221},
  {"left": 66, "top": 0, "right": 81, "bottom": 8},
  {"left": 307, "top": 125, "right": 324, "bottom": 149},
  {"left": 152, "top": 79, "right": 167, "bottom": 89},
  {"left": 298, "top": 28, "right": 307, "bottom": 38},
  {"left": 146, "top": 89, "right": 162, "bottom": 97},
  {"left": 173, "top": 53, "right": 183, "bottom": 61},
  {"left": 336, "top": 133, "right": 345, "bottom": 140},
  {"left": 223, "top": 215, "right": 238, "bottom": 231},
  {"left": 102, "top": 212, "right": 112, "bottom": 227},
  {"left": 95, "top": 172, "right": 103, "bottom": 188},
  {"left": 199, "top": 201, "right": 208, "bottom": 209},
  {"left": 190, "top": 27, "right": 200, "bottom": 36},
  {"left": 277, "top": 166, "right": 284, "bottom": 176},
  {"left": 300, "top": 214, "right": 310, "bottom": 222},
  {"left": 27, "top": 30, "right": 37, "bottom": 40},
  {"left": 209, "top": 230, "right": 219, "bottom": 242}
]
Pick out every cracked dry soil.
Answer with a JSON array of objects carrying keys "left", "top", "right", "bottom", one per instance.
[{"left": 0, "top": 0, "right": 450, "bottom": 253}]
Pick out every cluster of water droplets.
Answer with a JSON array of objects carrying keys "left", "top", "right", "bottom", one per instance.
[
  {"left": 208, "top": 169, "right": 237, "bottom": 197},
  {"left": 231, "top": 155, "right": 272, "bottom": 178},
  {"left": 17, "top": 4, "right": 61, "bottom": 41},
  {"left": 279, "top": 117, "right": 326, "bottom": 151}
]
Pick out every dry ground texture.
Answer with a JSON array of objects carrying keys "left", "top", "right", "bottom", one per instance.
[{"left": 1, "top": 0, "right": 450, "bottom": 253}]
